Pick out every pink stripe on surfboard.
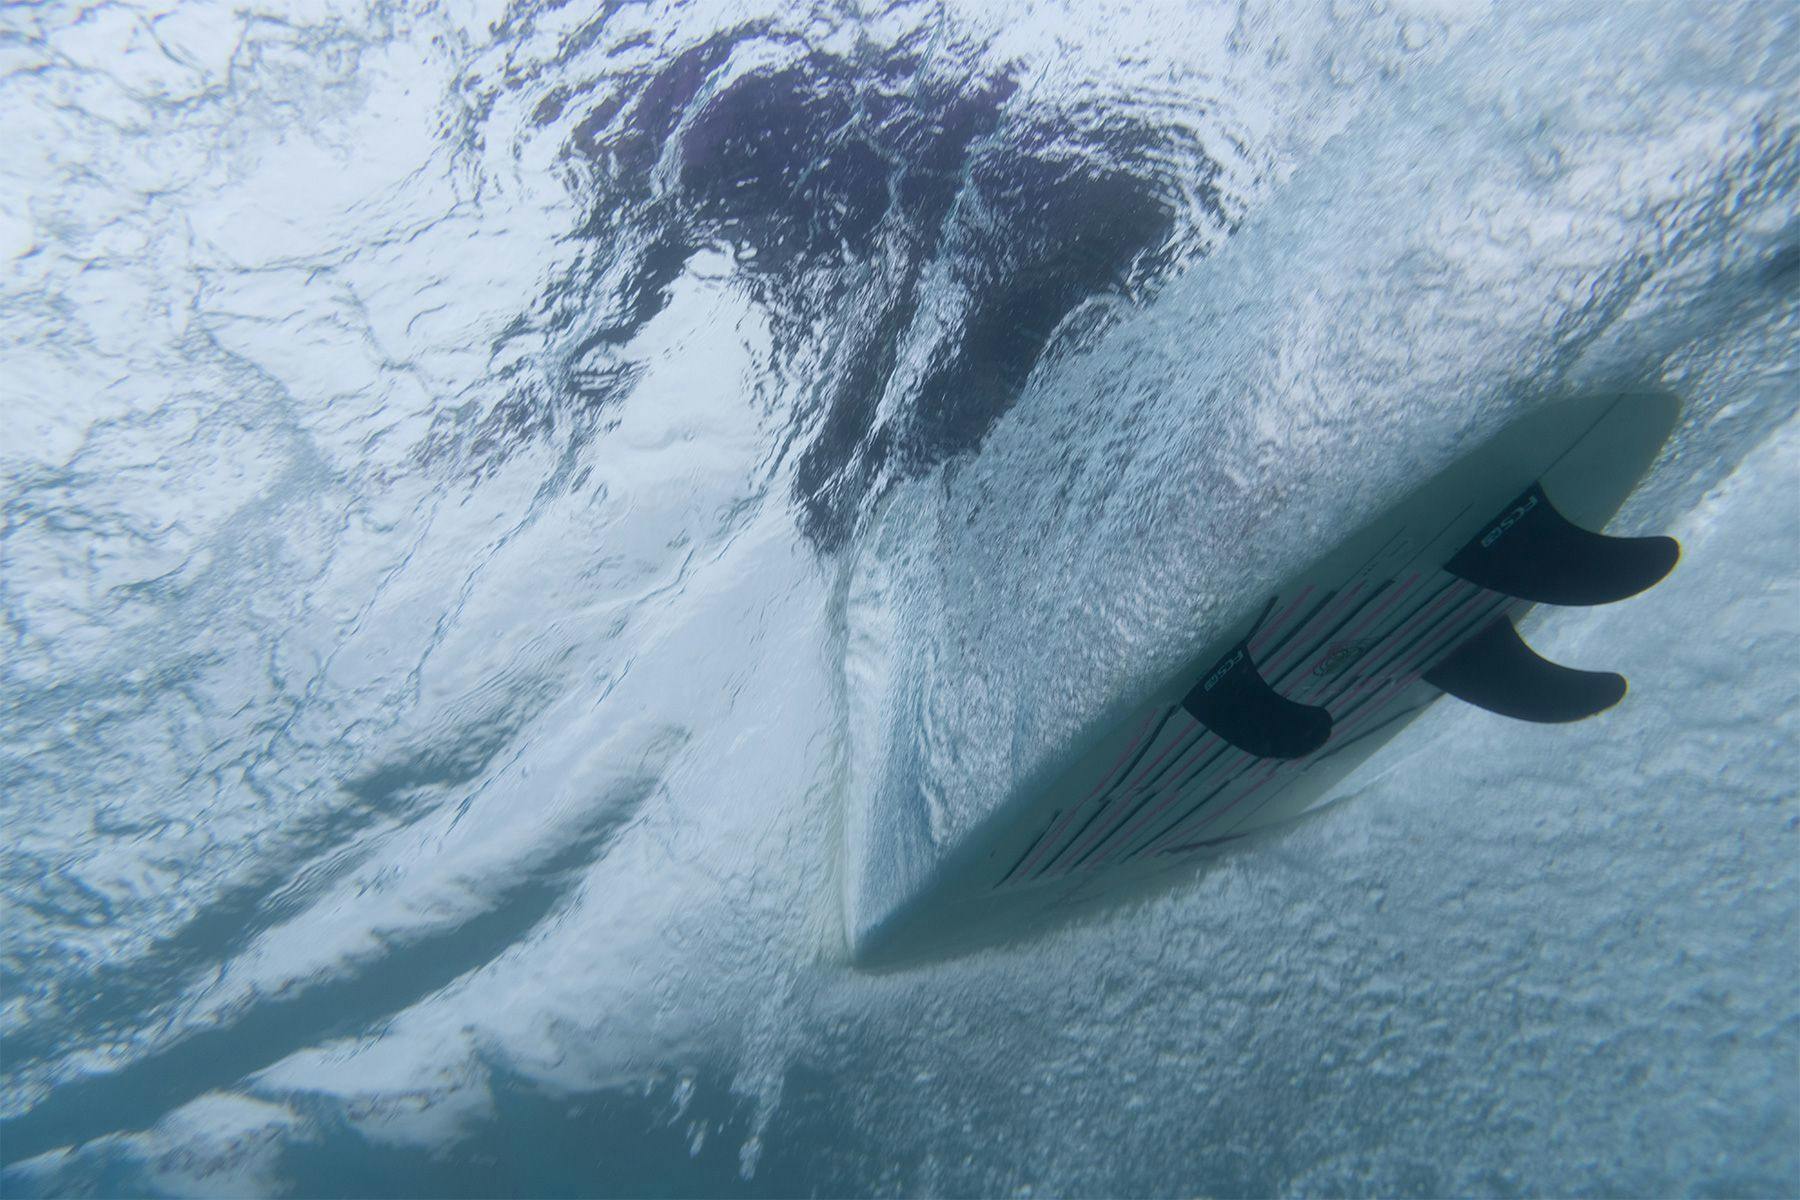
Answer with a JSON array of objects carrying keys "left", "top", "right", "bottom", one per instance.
[
  {"left": 1141, "top": 583, "right": 1493, "bottom": 856},
  {"left": 1003, "top": 705, "right": 1166, "bottom": 883},
  {"left": 1182, "top": 591, "right": 1513, "bottom": 849},
  {"left": 1040, "top": 584, "right": 1328, "bottom": 878}
]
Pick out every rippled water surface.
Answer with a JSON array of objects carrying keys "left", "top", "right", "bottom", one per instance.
[{"left": 2, "top": 0, "right": 1796, "bottom": 1195}]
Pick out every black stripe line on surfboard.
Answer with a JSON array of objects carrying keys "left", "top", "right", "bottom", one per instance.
[
  {"left": 998, "top": 815, "right": 1061, "bottom": 885},
  {"left": 1130, "top": 759, "right": 1282, "bottom": 861},
  {"left": 1099, "top": 579, "right": 1430, "bottom": 864},
  {"left": 1057, "top": 739, "right": 1238, "bottom": 874},
  {"left": 1092, "top": 607, "right": 1361, "bottom": 869},
  {"left": 1087, "top": 582, "right": 1418, "bottom": 869},
  {"left": 1126, "top": 584, "right": 1497, "bottom": 860},
  {"left": 1101, "top": 580, "right": 1501, "bottom": 870},
  {"left": 1309, "top": 577, "right": 1469, "bottom": 709},
  {"left": 1154, "top": 831, "right": 1252, "bottom": 858},
  {"left": 998, "top": 706, "right": 1171, "bottom": 886},
  {"left": 1003, "top": 708, "right": 1174, "bottom": 886},
  {"left": 1254, "top": 587, "right": 1343, "bottom": 669},
  {"left": 1110, "top": 741, "right": 1289, "bottom": 869},
  {"left": 1332, "top": 591, "right": 1509, "bottom": 729},
  {"left": 1204, "top": 599, "right": 1519, "bottom": 846},
  {"left": 1033, "top": 708, "right": 1187, "bottom": 877},
  {"left": 1036, "top": 719, "right": 1204, "bottom": 879},
  {"left": 1035, "top": 582, "right": 1336, "bottom": 881},
  {"left": 1059, "top": 509, "right": 1481, "bottom": 877}
]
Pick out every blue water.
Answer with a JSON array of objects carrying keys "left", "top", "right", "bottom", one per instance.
[{"left": 1, "top": 1, "right": 1796, "bottom": 1195}]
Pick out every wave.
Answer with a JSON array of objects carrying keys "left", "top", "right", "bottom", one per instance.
[{"left": 1, "top": 0, "right": 1794, "bottom": 1194}]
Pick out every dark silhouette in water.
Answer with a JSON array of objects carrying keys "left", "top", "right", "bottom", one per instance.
[{"left": 455, "top": 32, "right": 1220, "bottom": 549}]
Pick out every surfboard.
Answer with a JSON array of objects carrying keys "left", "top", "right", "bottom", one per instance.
[{"left": 850, "top": 390, "right": 1682, "bottom": 967}]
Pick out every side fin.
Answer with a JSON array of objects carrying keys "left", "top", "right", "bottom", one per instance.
[
  {"left": 1182, "top": 642, "right": 1332, "bottom": 758},
  {"left": 1446, "top": 483, "right": 1679, "bottom": 606},
  {"left": 1423, "top": 617, "right": 1626, "bottom": 723}
]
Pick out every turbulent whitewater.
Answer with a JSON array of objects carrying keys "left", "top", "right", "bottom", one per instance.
[{"left": 1, "top": 0, "right": 1795, "bottom": 1195}]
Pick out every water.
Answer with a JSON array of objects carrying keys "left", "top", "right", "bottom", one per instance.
[{"left": 1, "top": 0, "right": 1795, "bottom": 1195}]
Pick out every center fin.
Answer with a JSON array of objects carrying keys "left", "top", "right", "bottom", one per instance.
[{"left": 1182, "top": 641, "right": 1333, "bottom": 759}]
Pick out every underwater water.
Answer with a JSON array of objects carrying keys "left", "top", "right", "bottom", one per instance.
[{"left": 1, "top": 0, "right": 1796, "bottom": 1195}]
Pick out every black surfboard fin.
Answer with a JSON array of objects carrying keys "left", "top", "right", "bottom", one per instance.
[
  {"left": 1424, "top": 617, "right": 1626, "bottom": 723},
  {"left": 1446, "top": 483, "right": 1679, "bottom": 606},
  {"left": 1182, "top": 642, "right": 1333, "bottom": 758}
]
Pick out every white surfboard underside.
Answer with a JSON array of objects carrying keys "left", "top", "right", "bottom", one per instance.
[{"left": 851, "top": 391, "right": 1681, "bottom": 968}]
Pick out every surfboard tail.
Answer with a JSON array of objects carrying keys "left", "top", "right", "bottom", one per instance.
[{"left": 1424, "top": 479, "right": 1678, "bottom": 723}]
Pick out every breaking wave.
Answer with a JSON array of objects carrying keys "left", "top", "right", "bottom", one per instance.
[{"left": 1, "top": 0, "right": 1795, "bottom": 1194}]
